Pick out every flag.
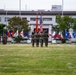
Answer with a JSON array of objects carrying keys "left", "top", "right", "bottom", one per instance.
[
  {"left": 9, "top": 30, "right": 14, "bottom": 36},
  {"left": 72, "top": 32, "right": 76, "bottom": 38},
  {"left": 65, "top": 31, "right": 71, "bottom": 39},
  {"left": 35, "top": 15, "right": 38, "bottom": 33},
  {"left": 7, "top": 31, "right": 11, "bottom": 38},
  {"left": 40, "top": 15, "right": 43, "bottom": 33},
  {"left": 49, "top": 34, "right": 52, "bottom": 36},
  {"left": 69, "top": 32, "right": 73, "bottom": 38},
  {"left": 20, "top": 30, "right": 24, "bottom": 37},
  {"left": 10, "top": 30, "right": 12, "bottom": 36},
  {"left": 12, "top": 30, "right": 14, "bottom": 36},
  {"left": 25, "top": 31, "right": 29, "bottom": 37},
  {"left": 52, "top": 31, "right": 57, "bottom": 39},
  {"left": 57, "top": 32, "right": 63, "bottom": 40},
  {"left": 54, "top": 34, "right": 57, "bottom": 39},
  {"left": 13, "top": 30, "right": 18, "bottom": 37}
]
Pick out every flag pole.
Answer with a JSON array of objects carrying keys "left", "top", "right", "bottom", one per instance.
[
  {"left": 35, "top": 13, "right": 38, "bottom": 33},
  {"left": 25, "top": 4, "right": 27, "bottom": 11},
  {"left": 19, "top": 0, "right": 21, "bottom": 17},
  {"left": 62, "top": 0, "right": 64, "bottom": 17},
  {"left": 4, "top": 5, "right": 8, "bottom": 25}
]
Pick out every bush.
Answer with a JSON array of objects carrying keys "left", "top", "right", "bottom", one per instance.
[{"left": 13, "top": 35, "right": 22, "bottom": 43}]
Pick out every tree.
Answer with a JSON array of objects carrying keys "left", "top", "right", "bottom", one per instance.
[
  {"left": 53, "top": 14, "right": 74, "bottom": 43},
  {"left": 7, "top": 16, "right": 30, "bottom": 32},
  {"left": 0, "top": 24, "right": 6, "bottom": 42},
  {"left": 0, "top": 24, "right": 6, "bottom": 34},
  {"left": 7, "top": 17, "right": 30, "bottom": 43},
  {"left": 73, "top": 18, "right": 76, "bottom": 31}
]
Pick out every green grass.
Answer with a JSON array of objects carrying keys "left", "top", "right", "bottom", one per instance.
[{"left": 0, "top": 44, "right": 76, "bottom": 75}]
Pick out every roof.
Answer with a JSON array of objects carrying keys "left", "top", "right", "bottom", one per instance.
[{"left": 0, "top": 10, "right": 76, "bottom": 15}]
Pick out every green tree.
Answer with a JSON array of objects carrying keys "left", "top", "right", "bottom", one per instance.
[
  {"left": 7, "top": 17, "right": 30, "bottom": 43},
  {"left": 0, "top": 24, "right": 6, "bottom": 34},
  {"left": 53, "top": 14, "right": 74, "bottom": 43},
  {"left": 7, "top": 16, "right": 30, "bottom": 32},
  {"left": 0, "top": 24, "right": 6, "bottom": 42},
  {"left": 73, "top": 18, "right": 76, "bottom": 31}
]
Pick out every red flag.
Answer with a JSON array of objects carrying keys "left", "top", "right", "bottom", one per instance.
[
  {"left": 54, "top": 34, "right": 57, "bottom": 39},
  {"left": 12, "top": 30, "right": 14, "bottom": 36},
  {"left": 49, "top": 34, "right": 52, "bottom": 36},
  {"left": 35, "top": 15, "right": 38, "bottom": 33},
  {"left": 52, "top": 31, "right": 57, "bottom": 39},
  {"left": 57, "top": 32, "right": 62, "bottom": 40},
  {"left": 7, "top": 31, "right": 11, "bottom": 38}
]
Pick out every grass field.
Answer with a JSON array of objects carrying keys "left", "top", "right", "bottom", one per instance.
[{"left": 0, "top": 44, "right": 76, "bottom": 75}]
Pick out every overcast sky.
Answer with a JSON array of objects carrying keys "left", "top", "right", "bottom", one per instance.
[{"left": 0, "top": 0, "right": 76, "bottom": 11}]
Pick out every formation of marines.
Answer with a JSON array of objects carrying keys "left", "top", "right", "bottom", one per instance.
[{"left": 31, "top": 31, "right": 49, "bottom": 47}]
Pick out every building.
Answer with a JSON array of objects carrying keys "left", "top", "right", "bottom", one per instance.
[{"left": 0, "top": 10, "right": 76, "bottom": 42}]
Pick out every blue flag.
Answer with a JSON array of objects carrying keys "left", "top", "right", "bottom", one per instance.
[
  {"left": 25, "top": 31, "right": 29, "bottom": 37},
  {"left": 65, "top": 31, "right": 69, "bottom": 39},
  {"left": 10, "top": 30, "right": 13, "bottom": 36},
  {"left": 40, "top": 16, "right": 43, "bottom": 24},
  {"left": 72, "top": 32, "right": 76, "bottom": 38}
]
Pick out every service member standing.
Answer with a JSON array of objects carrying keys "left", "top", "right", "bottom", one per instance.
[
  {"left": 2, "top": 34, "right": 7, "bottom": 44},
  {"left": 35, "top": 32, "right": 40, "bottom": 47},
  {"left": 31, "top": 32, "right": 35, "bottom": 47},
  {"left": 40, "top": 32, "right": 44, "bottom": 47},
  {"left": 44, "top": 32, "right": 49, "bottom": 47}
]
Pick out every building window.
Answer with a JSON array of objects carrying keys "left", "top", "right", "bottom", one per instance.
[
  {"left": 52, "top": 7, "right": 56, "bottom": 9},
  {"left": 22, "top": 17, "right": 27, "bottom": 20},
  {"left": 30, "top": 18, "right": 36, "bottom": 21},
  {"left": 0, "top": 17, "right": 1, "bottom": 22},
  {"left": 30, "top": 18, "right": 40, "bottom": 21},
  {"left": 30, "top": 18, "right": 52, "bottom": 21},
  {"left": 5, "top": 17, "right": 10, "bottom": 22},
  {"left": 43, "top": 18, "right": 52, "bottom": 21}
]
